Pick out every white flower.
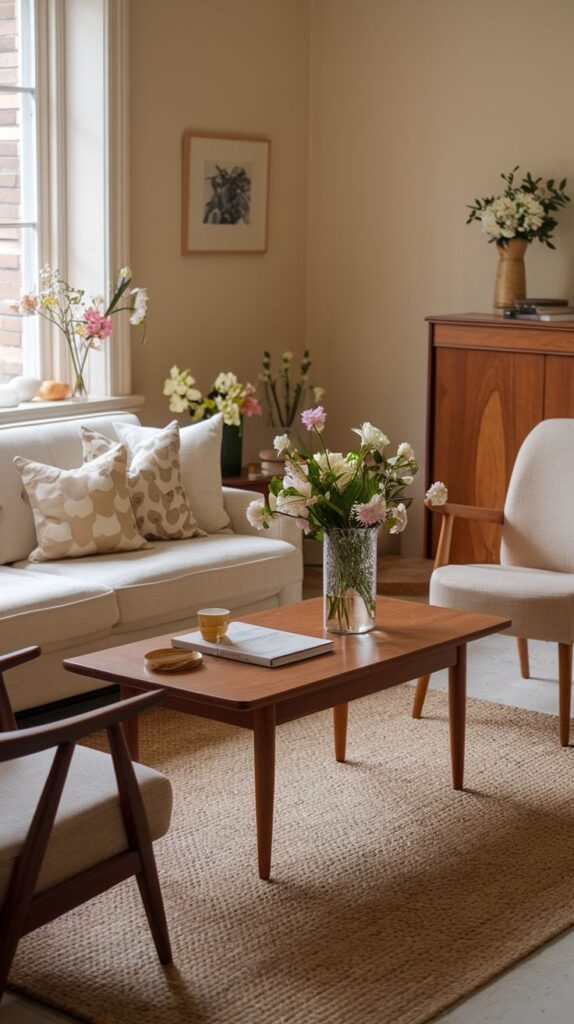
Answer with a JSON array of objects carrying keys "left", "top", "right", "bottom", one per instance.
[
  {"left": 273, "top": 433, "right": 291, "bottom": 456},
  {"left": 119, "top": 266, "right": 132, "bottom": 282},
  {"left": 352, "top": 422, "right": 390, "bottom": 452},
  {"left": 214, "top": 371, "right": 238, "bottom": 394},
  {"left": 215, "top": 394, "right": 241, "bottom": 426},
  {"left": 313, "top": 386, "right": 326, "bottom": 402},
  {"left": 426, "top": 481, "right": 448, "bottom": 506},
  {"left": 163, "top": 365, "right": 202, "bottom": 413},
  {"left": 397, "top": 442, "right": 415, "bottom": 460},
  {"left": 388, "top": 502, "right": 408, "bottom": 534},
  {"left": 276, "top": 492, "right": 310, "bottom": 519},
  {"left": 313, "top": 451, "right": 355, "bottom": 490},
  {"left": 282, "top": 467, "right": 312, "bottom": 498},
  {"left": 129, "top": 287, "right": 148, "bottom": 325},
  {"left": 246, "top": 498, "right": 269, "bottom": 530}
]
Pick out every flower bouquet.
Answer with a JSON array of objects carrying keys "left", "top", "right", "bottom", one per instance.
[
  {"left": 164, "top": 366, "right": 261, "bottom": 425},
  {"left": 467, "top": 166, "right": 570, "bottom": 248},
  {"left": 12, "top": 265, "right": 148, "bottom": 398},
  {"left": 466, "top": 167, "right": 571, "bottom": 310},
  {"left": 246, "top": 407, "right": 425, "bottom": 633},
  {"left": 164, "top": 367, "right": 262, "bottom": 476}
]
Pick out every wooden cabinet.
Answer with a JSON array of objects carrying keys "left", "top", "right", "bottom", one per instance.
[{"left": 427, "top": 314, "right": 574, "bottom": 563}]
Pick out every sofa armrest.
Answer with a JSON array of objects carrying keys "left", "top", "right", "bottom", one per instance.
[{"left": 222, "top": 487, "right": 303, "bottom": 553}]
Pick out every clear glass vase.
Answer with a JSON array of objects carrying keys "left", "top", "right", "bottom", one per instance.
[{"left": 323, "top": 527, "right": 378, "bottom": 634}]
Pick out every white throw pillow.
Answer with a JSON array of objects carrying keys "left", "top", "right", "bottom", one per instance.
[
  {"left": 82, "top": 421, "right": 204, "bottom": 542},
  {"left": 115, "top": 413, "right": 230, "bottom": 533}
]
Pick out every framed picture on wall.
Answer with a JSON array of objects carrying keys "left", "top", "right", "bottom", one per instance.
[{"left": 181, "top": 131, "right": 270, "bottom": 254}]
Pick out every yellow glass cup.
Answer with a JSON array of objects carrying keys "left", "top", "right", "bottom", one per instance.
[{"left": 197, "top": 607, "right": 230, "bottom": 643}]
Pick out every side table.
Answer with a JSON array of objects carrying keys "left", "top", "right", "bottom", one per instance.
[{"left": 222, "top": 467, "right": 273, "bottom": 496}]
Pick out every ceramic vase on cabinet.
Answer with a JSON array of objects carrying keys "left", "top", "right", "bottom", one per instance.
[{"left": 494, "top": 238, "right": 528, "bottom": 310}]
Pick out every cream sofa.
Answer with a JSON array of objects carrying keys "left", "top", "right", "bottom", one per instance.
[{"left": 0, "top": 413, "right": 302, "bottom": 711}]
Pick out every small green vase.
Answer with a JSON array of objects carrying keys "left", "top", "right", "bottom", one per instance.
[{"left": 220, "top": 422, "right": 243, "bottom": 477}]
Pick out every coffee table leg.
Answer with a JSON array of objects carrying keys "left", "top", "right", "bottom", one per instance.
[
  {"left": 120, "top": 685, "right": 139, "bottom": 762},
  {"left": 253, "top": 705, "right": 276, "bottom": 881},
  {"left": 333, "top": 703, "right": 348, "bottom": 762},
  {"left": 448, "top": 645, "right": 467, "bottom": 791}
]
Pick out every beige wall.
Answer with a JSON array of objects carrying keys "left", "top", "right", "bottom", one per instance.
[
  {"left": 130, "top": 0, "right": 574, "bottom": 552},
  {"left": 129, "top": 0, "right": 310, "bottom": 461},
  {"left": 307, "top": 0, "right": 574, "bottom": 553}
]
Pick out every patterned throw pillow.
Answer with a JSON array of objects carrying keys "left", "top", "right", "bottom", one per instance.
[
  {"left": 81, "top": 420, "right": 204, "bottom": 541},
  {"left": 14, "top": 444, "right": 147, "bottom": 562}
]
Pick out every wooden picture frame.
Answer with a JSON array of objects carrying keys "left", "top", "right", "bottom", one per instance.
[{"left": 181, "top": 131, "right": 270, "bottom": 255}]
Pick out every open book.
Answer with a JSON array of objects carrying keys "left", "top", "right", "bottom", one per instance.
[{"left": 172, "top": 621, "right": 334, "bottom": 668}]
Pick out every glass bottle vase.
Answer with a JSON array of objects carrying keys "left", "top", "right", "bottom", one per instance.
[{"left": 323, "top": 527, "right": 378, "bottom": 634}]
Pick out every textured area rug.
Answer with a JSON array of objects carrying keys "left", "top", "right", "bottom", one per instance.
[{"left": 9, "top": 689, "right": 574, "bottom": 1024}]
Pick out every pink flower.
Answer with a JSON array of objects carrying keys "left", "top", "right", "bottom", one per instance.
[
  {"left": 353, "top": 494, "right": 387, "bottom": 526},
  {"left": 242, "top": 394, "right": 262, "bottom": 417},
  {"left": 301, "top": 406, "right": 326, "bottom": 432},
  {"left": 83, "top": 307, "right": 113, "bottom": 340}
]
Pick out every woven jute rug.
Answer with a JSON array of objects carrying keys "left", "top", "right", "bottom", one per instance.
[{"left": 9, "top": 688, "right": 574, "bottom": 1024}]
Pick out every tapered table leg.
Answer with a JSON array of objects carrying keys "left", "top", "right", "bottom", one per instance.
[
  {"left": 333, "top": 703, "right": 348, "bottom": 762},
  {"left": 121, "top": 685, "right": 139, "bottom": 761},
  {"left": 448, "top": 645, "right": 467, "bottom": 791},
  {"left": 253, "top": 705, "right": 276, "bottom": 881}
]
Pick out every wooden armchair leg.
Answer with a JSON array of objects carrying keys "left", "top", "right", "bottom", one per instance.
[
  {"left": 412, "top": 675, "right": 431, "bottom": 719},
  {"left": 558, "top": 643, "right": 572, "bottom": 748},
  {"left": 516, "top": 638, "right": 530, "bottom": 679},
  {"left": 107, "top": 724, "right": 172, "bottom": 964}
]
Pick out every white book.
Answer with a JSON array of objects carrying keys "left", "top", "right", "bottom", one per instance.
[{"left": 172, "top": 621, "right": 334, "bottom": 668}]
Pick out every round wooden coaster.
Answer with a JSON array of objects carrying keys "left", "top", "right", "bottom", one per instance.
[{"left": 144, "top": 648, "right": 203, "bottom": 673}]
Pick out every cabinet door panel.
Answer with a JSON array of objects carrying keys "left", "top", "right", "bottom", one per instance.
[
  {"left": 430, "top": 348, "right": 544, "bottom": 563},
  {"left": 544, "top": 356, "right": 574, "bottom": 417}
]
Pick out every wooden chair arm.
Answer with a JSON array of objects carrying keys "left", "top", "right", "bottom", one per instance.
[
  {"left": 0, "top": 690, "right": 166, "bottom": 762},
  {"left": 426, "top": 501, "right": 504, "bottom": 570},
  {"left": 0, "top": 646, "right": 41, "bottom": 674},
  {"left": 425, "top": 501, "right": 504, "bottom": 524}
]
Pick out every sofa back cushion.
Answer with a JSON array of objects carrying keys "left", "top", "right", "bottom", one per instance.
[{"left": 0, "top": 413, "right": 140, "bottom": 564}]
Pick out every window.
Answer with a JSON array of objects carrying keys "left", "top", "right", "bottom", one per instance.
[
  {"left": 0, "top": 0, "right": 131, "bottom": 400},
  {"left": 0, "top": 0, "right": 38, "bottom": 383}
]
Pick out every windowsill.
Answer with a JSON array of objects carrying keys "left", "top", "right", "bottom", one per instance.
[{"left": 0, "top": 394, "right": 145, "bottom": 427}]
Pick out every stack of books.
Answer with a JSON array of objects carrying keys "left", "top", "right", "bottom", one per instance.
[{"left": 503, "top": 299, "right": 574, "bottom": 321}]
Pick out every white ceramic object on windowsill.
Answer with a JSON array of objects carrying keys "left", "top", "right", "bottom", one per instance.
[
  {"left": 11, "top": 375, "right": 41, "bottom": 402},
  {"left": 0, "top": 383, "right": 20, "bottom": 408}
]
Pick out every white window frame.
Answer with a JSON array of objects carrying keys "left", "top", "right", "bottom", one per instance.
[{"left": 0, "top": 0, "right": 137, "bottom": 421}]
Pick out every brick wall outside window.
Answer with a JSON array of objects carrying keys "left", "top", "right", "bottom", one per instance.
[{"left": 0, "top": 1, "right": 25, "bottom": 382}]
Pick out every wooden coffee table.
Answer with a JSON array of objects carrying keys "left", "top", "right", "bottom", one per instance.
[{"left": 64, "top": 597, "right": 510, "bottom": 880}]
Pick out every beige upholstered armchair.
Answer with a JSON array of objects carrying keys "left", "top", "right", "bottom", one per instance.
[
  {"left": 0, "top": 646, "right": 173, "bottom": 996},
  {"left": 413, "top": 419, "right": 574, "bottom": 746}
]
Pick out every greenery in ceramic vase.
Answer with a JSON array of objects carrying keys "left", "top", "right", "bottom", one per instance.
[
  {"left": 260, "top": 348, "right": 325, "bottom": 428},
  {"left": 163, "top": 366, "right": 261, "bottom": 427},
  {"left": 11, "top": 265, "right": 148, "bottom": 397},
  {"left": 467, "top": 166, "right": 570, "bottom": 249}
]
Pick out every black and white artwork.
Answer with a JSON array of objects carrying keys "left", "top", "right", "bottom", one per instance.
[
  {"left": 203, "top": 163, "right": 252, "bottom": 225},
  {"left": 182, "top": 132, "right": 270, "bottom": 253}
]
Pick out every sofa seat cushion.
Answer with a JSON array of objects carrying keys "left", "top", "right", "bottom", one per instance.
[
  {"left": 0, "top": 566, "right": 119, "bottom": 652},
  {"left": 17, "top": 535, "right": 301, "bottom": 630},
  {"left": 431, "top": 563, "right": 574, "bottom": 643},
  {"left": 0, "top": 744, "right": 172, "bottom": 901}
]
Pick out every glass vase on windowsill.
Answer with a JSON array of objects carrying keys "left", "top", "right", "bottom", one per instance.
[{"left": 11, "top": 265, "right": 148, "bottom": 399}]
